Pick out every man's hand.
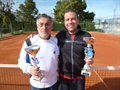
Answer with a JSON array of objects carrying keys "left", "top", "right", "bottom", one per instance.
[
  {"left": 26, "top": 34, "right": 36, "bottom": 39},
  {"left": 30, "top": 66, "right": 41, "bottom": 77},
  {"left": 85, "top": 57, "right": 94, "bottom": 65}
]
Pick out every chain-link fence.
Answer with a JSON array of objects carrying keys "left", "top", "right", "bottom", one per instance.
[
  {"left": 0, "top": 19, "right": 98, "bottom": 38},
  {"left": 94, "top": 18, "right": 120, "bottom": 35},
  {"left": 0, "top": 18, "right": 119, "bottom": 38}
]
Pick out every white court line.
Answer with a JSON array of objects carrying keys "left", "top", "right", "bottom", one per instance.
[
  {"left": 91, "top": 66, "right": 120, "bottom": 70},
  {"left": 0, "top": 64, "right": 19, "bottom": 68},
  {"left": 0, "top": 64, "right": 120, "bottom": 70}
]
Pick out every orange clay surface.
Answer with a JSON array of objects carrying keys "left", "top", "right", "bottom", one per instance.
[
  {"left": 0, "top": 31, "right": 120, "bottom": 65},
  {"left": 0, "top": 31, "right": 120, "bottom": 90}
]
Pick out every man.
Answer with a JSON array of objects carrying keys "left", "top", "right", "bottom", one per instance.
[
  {"left": 56, "top": 9, "right": 94, "bottom": 90},
  {"left": 18, "top": 14, "right": 59, "bottom": 90}
]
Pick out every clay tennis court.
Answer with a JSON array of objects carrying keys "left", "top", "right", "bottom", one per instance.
[{"left": 0, "top": 31, "right": 120, "bottom": 90}]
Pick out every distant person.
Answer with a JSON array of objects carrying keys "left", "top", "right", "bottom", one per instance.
[
  {"left": 56, "top": 9, "right": 94, "bottom": 90},
  {"left": 18, "top": 14, "right": 59, "bottom": 90}
]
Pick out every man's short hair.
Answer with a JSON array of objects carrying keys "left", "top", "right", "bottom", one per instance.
[
  {"left": 64, "top": 9, "right": 79, "bottom": 18},
  {"left": 36, "top": 14, "right": 53, "bottom": 25}
]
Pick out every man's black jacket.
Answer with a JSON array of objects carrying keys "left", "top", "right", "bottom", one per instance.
[{"left": 56, "top": 25, "right": 94, "bottom": 78}]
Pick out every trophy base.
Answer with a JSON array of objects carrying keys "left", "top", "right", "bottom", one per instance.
[
  {"left": 81, "top": 69, "right": 91, "bottom": 76},
  {"left": 32, "top": 75, "right": 44, "bottom": 81}
]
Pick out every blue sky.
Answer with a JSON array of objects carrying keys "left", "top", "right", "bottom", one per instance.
[{"left": 12, "top": 0, "right": 120, "bottom": 19}]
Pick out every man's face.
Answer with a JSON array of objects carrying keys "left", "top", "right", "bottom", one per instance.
[
  {"left": 37, "top": 17, "right": 53, "bottom": 39},
  {"left": 64, "top": 12, "right": 79, "bottom": 34}
]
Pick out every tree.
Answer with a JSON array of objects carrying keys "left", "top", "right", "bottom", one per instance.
[
  {"left": 53, "top": 0, "right": 95, "bottom": 22},
  {"left": 16, "top": 0, "right": 38, "bottom": 21},
  {"left": 0, "top": 0, "right": 15, "bottom": 34}
]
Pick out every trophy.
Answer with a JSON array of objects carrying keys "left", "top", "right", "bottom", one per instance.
[
  {"left": 81, "top": 37, "right": 95, "bottom": 76},
  {"left": 25, "top": 45, "right": 44, "bottom": 81}
]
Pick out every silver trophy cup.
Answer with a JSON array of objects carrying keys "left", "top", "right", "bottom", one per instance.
[
  {"left": 25, "top": 45, "right": 44, "bottom": 81},
  {"left": 81, "top": 37, "right": 95, "bottom": 76}
]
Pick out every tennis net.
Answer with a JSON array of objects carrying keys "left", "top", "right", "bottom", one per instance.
[{"left": 0, "top": 64, "right": 120, "bottom": 90}]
